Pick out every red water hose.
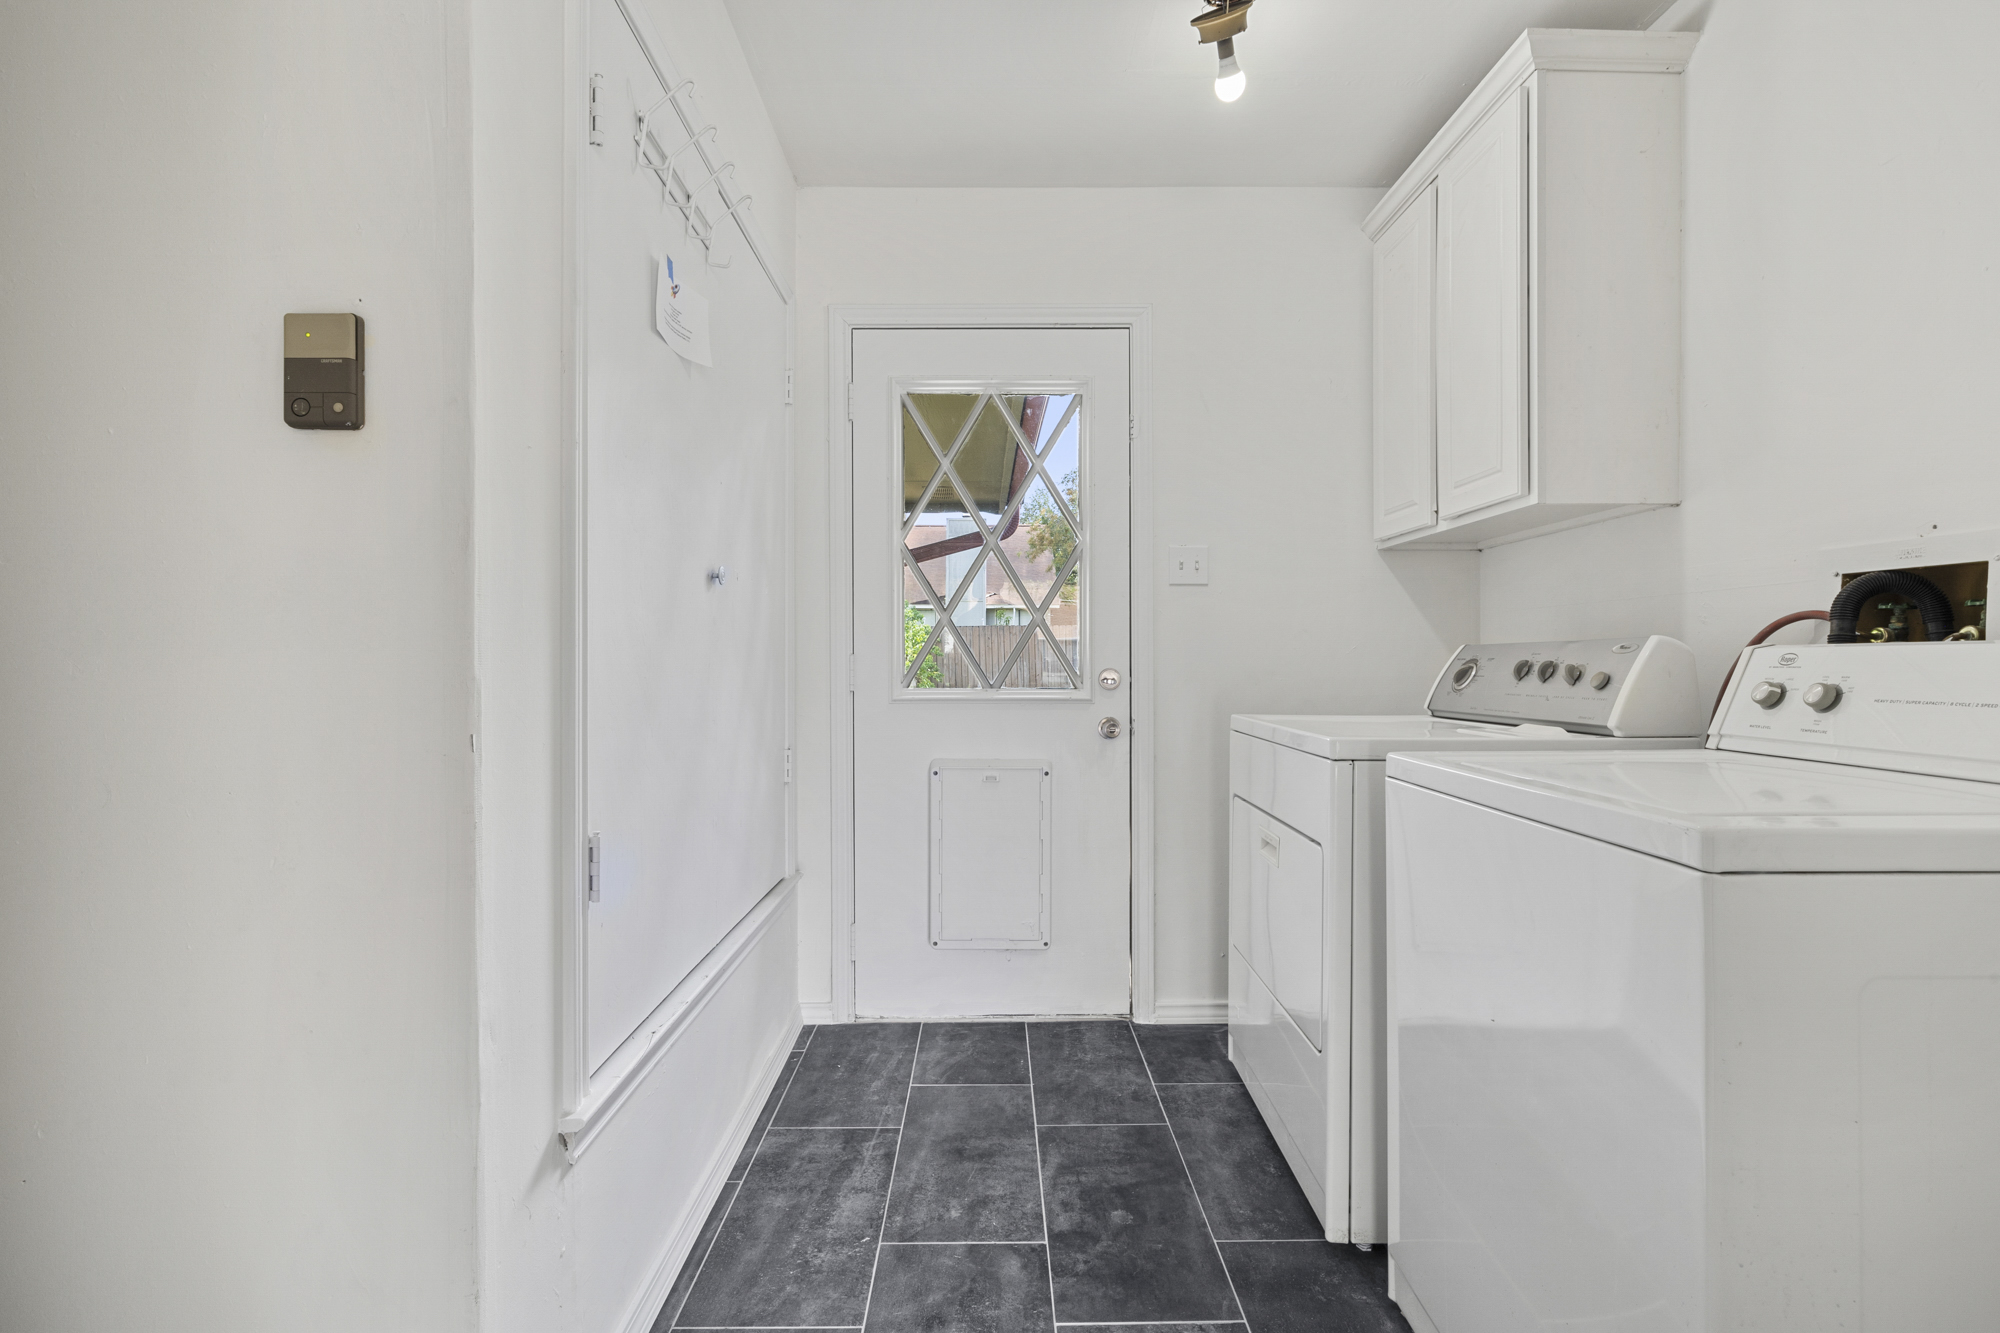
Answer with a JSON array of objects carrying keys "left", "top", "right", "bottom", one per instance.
[{"left": 1710, "top": 611, "right": 1831, "bottom": 719}]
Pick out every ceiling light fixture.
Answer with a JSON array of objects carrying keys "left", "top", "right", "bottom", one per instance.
[{"left": 1192, "top": 0, "right": 1253, "bottom": 103}]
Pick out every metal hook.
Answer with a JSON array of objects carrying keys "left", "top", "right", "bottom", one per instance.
[
  {"left": 641, "top": 123, "right": 716, "bottom": 181},
  {"left": 678, "top": 159, "right": 737, "bottom": 206},
  {"left": 635, "top": 79, "right": 693, "bottom": 141}
]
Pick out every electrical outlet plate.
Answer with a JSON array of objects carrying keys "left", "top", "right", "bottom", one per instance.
[{"left": 1167, "top": 544, "right": 1209, "bottom": 585}]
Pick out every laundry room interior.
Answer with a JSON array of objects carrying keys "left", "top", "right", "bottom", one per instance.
[{"left": 5, "top": 1, "right": 2000, "bottom": 1331}]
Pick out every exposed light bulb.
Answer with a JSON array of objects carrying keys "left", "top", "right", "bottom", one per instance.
[{"left": 1214, "top": 37, "right": 1246, "bottom": 102}]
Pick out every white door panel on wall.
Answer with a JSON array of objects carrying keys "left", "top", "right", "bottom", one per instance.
[
  {"left": 582, "top": 0, "right": 790, "bottom": 1072},
  {"left": 1372, "top": 186, "right": 1437, "bottom": 540},
  {"left": 850, "top": 327, "right": 1131, "bottom": 1017},
  {"left": 1435, "top": 88, "right": 1528, "bottom": 521}
]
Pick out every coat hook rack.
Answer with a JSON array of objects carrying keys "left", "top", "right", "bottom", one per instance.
[{"left": 611, "top": 0, "right": 792, "bottom": 303}]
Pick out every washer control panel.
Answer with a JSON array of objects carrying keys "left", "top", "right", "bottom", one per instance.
[
  {"left": 1715, "top": 641, "right": 2000, "bottom": 782},
  {"left": 1424, "top": 636, "right": 1702, "bottom": 737}
]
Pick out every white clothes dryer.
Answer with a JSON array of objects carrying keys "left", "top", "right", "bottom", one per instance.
[
  {"left": 1228, "top": 636, "right": 1704, "bottom": 1245},
  {"left": 1384, "top": 641, "right": 2000, "bottom": 1333}
]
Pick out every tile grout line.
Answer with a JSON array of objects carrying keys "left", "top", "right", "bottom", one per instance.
[
  {"left": 672, "top": 1025, "right": 820, "bottom": 1331},
  {"left": 1025, "top": 1023, "right": 1061, "bottom": 1330},
  {"left": 884, "top": 1232, "right": 1056, "bottom": 1240},
  {"left": 1150, "top": 1082, "right": 1243, "bottom": 1087},
  {"left": 855, "top": 1023, "right": 923, "bottom": 1332},
  {"left": 1128, "top": 1023, "right": 1251, "bottom": 1330},
  {"left": 1034, "top": 1121, "right": 1172, "bottom": 1129}
]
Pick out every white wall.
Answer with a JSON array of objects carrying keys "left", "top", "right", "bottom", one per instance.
[
  {"left": 473, "top": 2, "right": 802, "bottom": 1330},
  {"left": 793, "top": 188, "right": 1480, "bottom": 1017},
  {"left": 0, "top": 4, "right": 478, "bottom": 1331},
  {"left": 1480, "top": 0, "right": 2000, "bottom": 681}
]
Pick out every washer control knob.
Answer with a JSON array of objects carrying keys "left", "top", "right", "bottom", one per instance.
[
  {"left": 1513, "top": 659, "right": 1534, "bottom": 681},
  {"left": 1537, "top": 659, "right": 1559, "bottom": 683},
  {"left": 1803, "top": 681, "right": 1843, "bottom": 713},
  {"left": 1563, "top": 663, "right": 1584, "bottom": 686},
  {"left": 1750, "top": 681, "right": 1786, "bottom": 710},
  {"left": 1590, "top": 671, "right": 1612, "bottom": 691},
  {"left": 1450, "top": 659, "right": 1479, "bottom": 691}
]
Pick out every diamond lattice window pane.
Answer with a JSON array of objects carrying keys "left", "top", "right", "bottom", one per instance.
[
  {"left": 1033, "top": 394, "right": 1079, "bottom": 455},
  {"left": 904, "top": 475, "right": 974, "bottom": 607},
  {"left": 1012, "top": 472, "right": 1078, "bottom": 607},
  {"left": 895, "top": 386, "right": 1085, "bottom": 693},
  {"left": 997, "top": 622, "right": 1071, "bottom": 690},
  {"left": 946, "top": 396, "right": 1029, "bottom": 526},
  {"left": 903, "top": 393, "right": 979, "bottom": 526},
  {"left": 903, "top": 603, "right": 948, "bottom": 689}
]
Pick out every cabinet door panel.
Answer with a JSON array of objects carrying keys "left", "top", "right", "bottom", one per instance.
[
  {"left": 1435, "top": 88, "right": 1528, "bottom": 520},
  {"left": 1371, "top": 187, "right": 1436, "bottom": 540}
]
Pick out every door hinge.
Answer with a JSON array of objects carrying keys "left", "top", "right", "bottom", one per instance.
[
  {"left": 846, "top": 384, "right": 856, "bottom": 421},
  {"left": 848, "top": 922, "right": 858, "bottom": 960},
  {"left": 1129, "top": 416, "right": 1136, "bottom": 445},
  {"left": 586, "top": 831, "right": 602, "bottom": 902},
  {"left": 848, "top": 654, "right": 857, "bottom": 692},
  {"left": 785, "top": 369, "right": 794, "bottom": 405},
  {"left": 588, "top": 74, "right": 606, "bottom": 146},
  {"left": 783, "top": 746, "right": 794, "bottom": 784}
]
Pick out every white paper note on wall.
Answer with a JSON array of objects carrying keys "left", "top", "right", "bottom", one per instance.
[{"left": 655, "top": 254, "right": 712, "bottom": 366}]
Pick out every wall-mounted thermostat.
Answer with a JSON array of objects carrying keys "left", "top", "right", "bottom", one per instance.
[{"left": 284, "top": 313, "right": 364, "bottom": 429}]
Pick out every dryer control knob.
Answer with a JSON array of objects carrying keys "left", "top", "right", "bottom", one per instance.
[
  {"left": 1750, "top": 681, "right": 1786, "bottom": 709},
  {"left": 1450, "top": 659, "right": 1479, "bottom": 690},
  {"left": 1537, "top": 659, "right": 1560, "bottom": 683},
  {"left": 1590, "top": 671, "right": 1612, "bottom": 691},
  {"left": 1803, "top": 681, "right": 1843, "bottom": 713},
  {"left": 1513, "top": 659, "right": 1534, "bottom": 681},
  {"left": 1563, "top": 663, "right": 1585, "bottom": 686}
]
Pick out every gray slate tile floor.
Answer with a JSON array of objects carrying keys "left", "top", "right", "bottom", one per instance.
[{"left": 655, "top": 1020, "right": 1410, "bottom": 1333}]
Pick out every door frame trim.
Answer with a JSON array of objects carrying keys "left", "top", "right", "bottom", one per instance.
[{"left": 826, "top": 305, "right": 1156, "bottom": 1024}]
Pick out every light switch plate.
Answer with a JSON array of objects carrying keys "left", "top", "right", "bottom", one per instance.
[{"left": 1167, "top": 545, "right": 1209, "bottom": 585}]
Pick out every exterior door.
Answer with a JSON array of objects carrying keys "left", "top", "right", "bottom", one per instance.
[
  {"left": 849, "top": 326, "right": 1132, "bottom": 1018},
  {"left": 1435, "top": 86, "right": 1528, "bottom": 520}
]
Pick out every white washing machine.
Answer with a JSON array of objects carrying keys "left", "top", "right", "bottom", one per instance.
[
  {"left": 1228, "top": 636, "right": 1704, "bottom": 1245},
  {"left": 1384, "top": 641, "right": 2000, "bottom": 1333}
]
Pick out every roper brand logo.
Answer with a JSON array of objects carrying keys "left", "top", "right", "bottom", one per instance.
[{"left": 1778, "top": 652, "right": 1800, "bottom": 666}]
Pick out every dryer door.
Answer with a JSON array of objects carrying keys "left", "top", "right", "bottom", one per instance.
[{"left": 1243, "top": 804, "right": 1327, "bottom": 1051}]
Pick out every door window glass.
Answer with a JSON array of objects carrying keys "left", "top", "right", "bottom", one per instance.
[{"left": 900, "top": 389, "right": 1083, "bottom": 691}]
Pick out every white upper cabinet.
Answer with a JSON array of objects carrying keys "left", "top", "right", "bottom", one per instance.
[
  {"left": 1365, "top": 30, "right": 1698, "bottom": 550},
  {"left": 1371, "top": 184, "right": 1436, "bottom": 540},
  {"left": 1435, "top": 89, "right": 1527, "bottom": 521}
]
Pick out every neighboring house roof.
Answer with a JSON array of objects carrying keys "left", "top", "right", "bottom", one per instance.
[{"left": 905, "top": 523, "right": 1068, "bottom": 613}]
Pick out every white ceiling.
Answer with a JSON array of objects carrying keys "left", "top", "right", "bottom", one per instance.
[{"left": 722, "top": 0, "right": 1667, "bottom": 188}]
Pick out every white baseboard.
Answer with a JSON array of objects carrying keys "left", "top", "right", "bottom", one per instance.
[
  {"left": 799, "top": 1001, "right": 836, "bottom": 1023},
  {"left": 1147, "top": 999, "right": 1227, "bottom": 1023},
  {"left": 617, "top": 1010, "right": 804, "bottom": 1333}
]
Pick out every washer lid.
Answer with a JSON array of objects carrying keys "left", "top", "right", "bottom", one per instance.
[
  {"left": 1386, "top": 749, "right": 2000, "bottom": 872},
  {"left": 1229, "top": 714, "right": 1700, "bottom": 762}
]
